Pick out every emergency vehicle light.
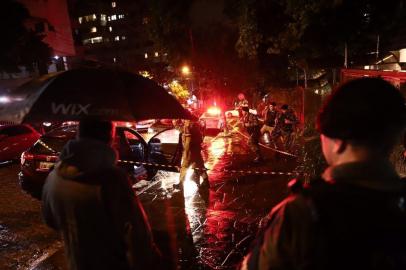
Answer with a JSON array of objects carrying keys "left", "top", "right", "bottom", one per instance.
[{"left": 207, "top": 106, "right": 221, "bottom": 115}]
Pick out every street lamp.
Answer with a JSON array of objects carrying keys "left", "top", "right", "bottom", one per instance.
[{"left": 181, "top": 65, "right": 190, "bottom": 76}]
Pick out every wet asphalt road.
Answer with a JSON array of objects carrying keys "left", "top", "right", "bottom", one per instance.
[{"left": 0, "top": 128, "right": 297, "bottom": 270}]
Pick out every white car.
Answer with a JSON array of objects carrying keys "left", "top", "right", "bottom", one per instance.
[
  {"left": 199, "top": 107, "right": 224, "bottom": 134},
  {"left": 135, "top": 119, "right": 156, "bottom": 132}
]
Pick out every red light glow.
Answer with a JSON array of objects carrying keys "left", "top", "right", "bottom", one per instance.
[{"left": 207, "top": 106, "right": 221, "bottom": 115}]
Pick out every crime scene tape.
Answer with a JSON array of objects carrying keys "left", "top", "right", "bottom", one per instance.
[
  {"left": 38, "top": 133, "right": 301, "bottom": 177},
  {"left": 117, "top": 159, "right": 301, "bottom": 177}
]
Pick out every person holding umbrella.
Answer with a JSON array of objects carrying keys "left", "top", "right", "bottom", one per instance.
[{"left": 42, "top": 119, "right": 162, "bottom": 270}]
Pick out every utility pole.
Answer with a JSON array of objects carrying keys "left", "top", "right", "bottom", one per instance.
[
  {"left": 376, "top": 35, "right": 380, "bottom": 61},
  {"left": 302, "top": 68, "right": 307, "bottom": 126},
  {"left": 344, "top": 42, "right": 348, "bottom": 68}
]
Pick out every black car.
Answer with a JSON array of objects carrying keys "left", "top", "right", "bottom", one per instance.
[{"left": 19, "top": 124, "right": 182, "bottom": 199}]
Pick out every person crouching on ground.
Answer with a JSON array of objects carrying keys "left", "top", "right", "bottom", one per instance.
[{"left": 42, "top": 119, "right": 161, "bottom": 270}]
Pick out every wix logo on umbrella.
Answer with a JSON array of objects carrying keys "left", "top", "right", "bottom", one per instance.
[{"left": 51, "top": 102, "right": 90, "bottom": 115}]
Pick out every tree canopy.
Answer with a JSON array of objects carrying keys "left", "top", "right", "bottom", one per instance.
[
  {"left": 146, "top": 0, "right": 406, "bottom": 89},
  {"left": 232, "top": 0, "right": 406, "bottom": 68},
  {"left": 0, "top": 0, "right": 51, "bottom": 73}
]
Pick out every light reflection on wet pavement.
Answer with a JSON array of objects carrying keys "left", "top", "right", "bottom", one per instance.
[{"left": 135, "top": 129, "right": 297, "bottom": 269}]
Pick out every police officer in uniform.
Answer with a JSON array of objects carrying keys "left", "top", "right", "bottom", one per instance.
[
  {"left": 261, "top": 102, "right": 278, "bottom": 145},
  {"left": 272, "top": 104, "right": 298, "bottom": 150},
  {"left": 235, "top": 93, "right": 249, "bottom": 119},
  {"left": 241, "top": 106, "right": 263, "bottom": 163},
  {"left": 175, "top": 120, "right": 209, "bottom": 190}
]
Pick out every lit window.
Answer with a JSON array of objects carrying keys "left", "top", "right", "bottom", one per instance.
[
  {"left": 100, "top": 14, "right": 107, "bottom": 26},
  {"left": 91, "top": 27, "right": 97, "bottom": 33},
  {"left": 118, "top": 14, "right": 125, "bottom": 19},
  {"left": 107, "top": 16, "right": 111, "bottom": 21},
  {"left": 109, "top": 26, "right": 112, "bottom": 32},
  {"left": 84, "top": 14, "right": 97, "bottom": 22},
  {"left": 112, "top": 2, "right": 116, "bottom": 8},
  {"left": 144, "top": 53, "right": 148, "bottom": 59},
  {"left": 111, "top": 15, "right": 117, "bottom": 21},
  {"left": 154, "top": 52, "right": 159, "bottom": 57},
  {"left": 115, "top": 36, "right": 120, "bottom": 41},
  {"left": 113, "top": 57, "right": 117, "bottom": 63},
  {"left": 83, "top": 36, "right": 103, "bottom": 44},
  {"left": 122, "top": 36, "right": 126, "bottom": 40},
  {"left": 78, "top": 17, "right": 83, "bottom": 24}
]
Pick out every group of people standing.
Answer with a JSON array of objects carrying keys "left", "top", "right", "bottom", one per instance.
[
  {"left": 261, "top": 102, "right": 298, "bottom": 150},
  {"left": 235, "top": 92, "right": 299, "bottom": 163}
]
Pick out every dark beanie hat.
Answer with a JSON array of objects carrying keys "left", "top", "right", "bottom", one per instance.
[{"left": 317, "top": 78, "right": 406, "bottom": 140}]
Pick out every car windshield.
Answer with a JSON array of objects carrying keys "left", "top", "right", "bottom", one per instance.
[{"left": 201, "top": 113, "right": 216, "bottom": 118}]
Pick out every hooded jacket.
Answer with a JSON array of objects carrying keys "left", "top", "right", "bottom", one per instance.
[{"left": 42, "top": 138, "right": 160, "bottom": 270}]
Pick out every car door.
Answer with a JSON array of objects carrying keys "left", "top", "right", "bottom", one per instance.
[
  {"left": 114, "top": 127, "right": 148, "bottom": 162},
  {"left": 147, "top": 128, "right": 182, "bottom": 172}
]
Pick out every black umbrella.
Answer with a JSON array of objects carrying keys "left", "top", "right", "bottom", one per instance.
[{"left": 0, "top": 68, "right": 195, "bottom": 123}]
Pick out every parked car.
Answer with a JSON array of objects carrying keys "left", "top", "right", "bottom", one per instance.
[
  {"left": 19, "top": 124, "right": 182, "bottom": 199},
  {"left": 135, "top": 119, "right": 156, "bottom": 133},
  {"left": 147, "top": 119, "right": 174, "bottom": 134},
  {"left": 0, "top": 124, "right": 41, "bottom": 163},
  {"left": 199, "top": 106, "right": 224, "bottom": 135}
]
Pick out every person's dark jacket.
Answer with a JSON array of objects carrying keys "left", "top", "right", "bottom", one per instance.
[
  {"left": 42, "top": 138, "right": 160, "bottom": 270},
  {"left": 263, "top": 108, "right": 277, "bottom": 127},
  {"left": 243, "top": 112, "right": 260, "bottom": 135},
  {"left": 240, "top": 160, "right": 406, "bottom": 270},
  {"left": 275, "top": 110, "right": 297, "bottom": 133}
]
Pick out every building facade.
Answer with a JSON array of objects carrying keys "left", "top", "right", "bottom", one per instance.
[
  {"left": 69, "top": 0, "right": 166, "bottom": 70},
  {"left": 19, "top": 0, "right": 75, "bottom": 72}
]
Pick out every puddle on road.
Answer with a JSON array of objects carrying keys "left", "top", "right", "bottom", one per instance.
[{"left": 135, "top": 131, "right": 296, "bottom": 269}]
